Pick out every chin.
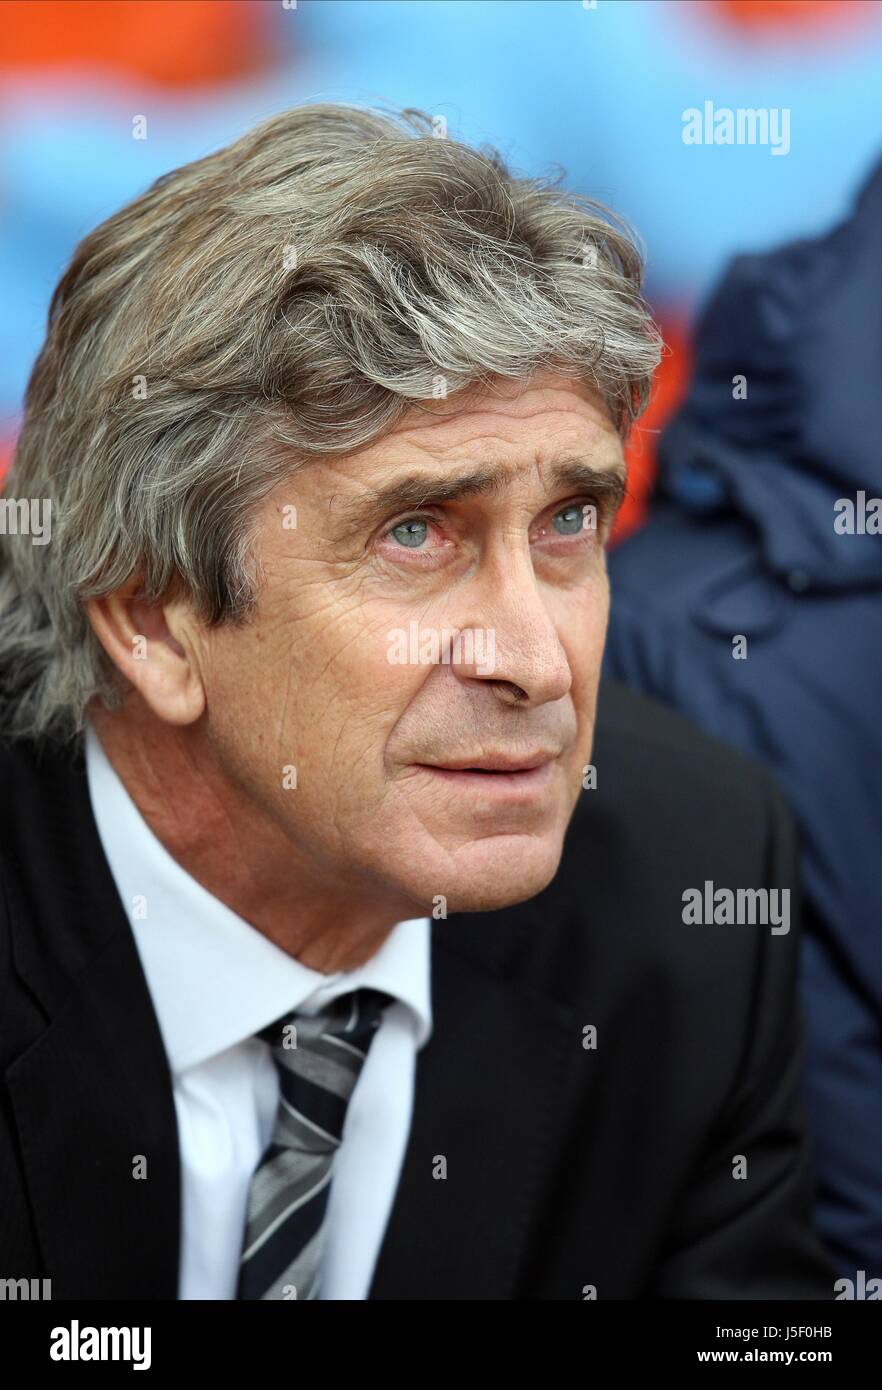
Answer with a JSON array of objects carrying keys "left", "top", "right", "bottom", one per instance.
[{"left": 411, "top": 831, "right": 567, "bottom": 915}]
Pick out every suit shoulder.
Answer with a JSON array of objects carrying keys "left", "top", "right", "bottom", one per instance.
[
  {"left": 589, "top": 678, "right": 785, "bottom": 835},
  {"left": 0, "top": 733, "right": 81, "bottom": 873},
  {"left": 521, "top": 680, "right": 801, "bottom": 1070},
  {"left": 546, "top": 679, "right": 797, "bottom": 982}
]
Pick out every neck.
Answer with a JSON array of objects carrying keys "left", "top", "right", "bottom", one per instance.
[{"left": 88, "top": 701, "right": 419, "bottom": 973}]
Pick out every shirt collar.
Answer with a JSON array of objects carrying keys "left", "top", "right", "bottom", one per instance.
[{"left": 84, "top": 720, "right": 433, "bottom": 1074}]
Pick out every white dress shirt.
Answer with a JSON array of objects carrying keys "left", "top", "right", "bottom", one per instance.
[{"left": 84, "top": 721, "right": 432, "bottom": 1300}]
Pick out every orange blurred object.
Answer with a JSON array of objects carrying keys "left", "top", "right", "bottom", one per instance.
[
  {"left": 615, "top": 313, "right": 692, "bottom": 544},
  {"left": 713, "top": 0, "right": 876, "bottom": 32},
  {"left": 0, "top": 434, "right": 15, "bottom": 486},
  {"left": 0, "top": 0, "right": 273, "bottom": 89}
]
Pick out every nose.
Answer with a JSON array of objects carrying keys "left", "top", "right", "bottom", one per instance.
[{"left": 446, "top": 552, "right": 573, "bottom": 711}]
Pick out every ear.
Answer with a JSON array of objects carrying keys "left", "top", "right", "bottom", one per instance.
[{"left": 85, "top": 576, "right": 206, "bottom": 726}]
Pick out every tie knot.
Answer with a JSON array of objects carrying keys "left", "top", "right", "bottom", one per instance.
[
  {"left": 256, "top": 985, "right": 393, "bottom": 1158},
  {"left": 259, "top": 984, "right": 393, "bottom": 1055}
]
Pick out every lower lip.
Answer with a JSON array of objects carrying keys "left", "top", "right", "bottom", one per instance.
[{"left": 415, "top": 762, "right": 555, "bottom": 794}]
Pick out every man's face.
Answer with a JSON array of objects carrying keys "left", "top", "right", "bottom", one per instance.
[{"left": 196, "top": 371, "right": 625, "bottom": 914}]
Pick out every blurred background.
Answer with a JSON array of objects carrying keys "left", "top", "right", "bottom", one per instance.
[{"left": 3, "top": 0, "right": 882, "bottom": 534}]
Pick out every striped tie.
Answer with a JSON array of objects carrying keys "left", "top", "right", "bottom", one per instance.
[{"left": 236, "top": 985, "right": 393, "bottom": 1300}]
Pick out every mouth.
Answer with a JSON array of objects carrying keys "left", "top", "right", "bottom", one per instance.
[{"left": 412, "top": 755, "right": 558, "bottom": 796}]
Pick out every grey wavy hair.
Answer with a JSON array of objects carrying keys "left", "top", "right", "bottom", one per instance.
[{"left": 0, "top": 102, "right": 662, "bottom": 743}]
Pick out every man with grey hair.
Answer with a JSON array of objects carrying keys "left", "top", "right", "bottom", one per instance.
[{"left": 0, "top": 104, "right": 834, "bottom": 1300}]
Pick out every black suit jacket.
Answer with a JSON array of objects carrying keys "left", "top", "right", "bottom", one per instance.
[{"left": 0, "top": 680, "right": 835, "bottom": 1299}]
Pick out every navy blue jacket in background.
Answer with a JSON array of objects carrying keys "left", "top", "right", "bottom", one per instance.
[{"left": 606, "top": 156, "right": 882, "bottom": 1281}]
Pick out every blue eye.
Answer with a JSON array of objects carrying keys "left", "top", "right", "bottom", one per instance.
[
  {"left": 390, "top": 518, "right": 429, "bottom": 548},
  {"left": 552, "top": 504, "right": 587, "bottom": 536}
]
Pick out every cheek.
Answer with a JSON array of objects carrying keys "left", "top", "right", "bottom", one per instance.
[
  {"left": 556, "top": 574, "right": 609, "bottom": 726},
  {"left": 199, "top": 625, "right": 264, "bottom": 714},
  {"left": 560, "top": 568, "right": 610, "bottom": 662},
  {"left": 269, "top": 596, "right": 428, "bottom": 763}
]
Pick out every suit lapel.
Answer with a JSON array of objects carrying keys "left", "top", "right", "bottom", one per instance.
[
  {"left": 6, "top": 927, "right": 181, "bottom": 1299},
  {"left": 3, "top": 735, "right": 181, "bottom": 1300},
  {"left": 368, "top": 911, "right": 579, "bottom": 1299}
]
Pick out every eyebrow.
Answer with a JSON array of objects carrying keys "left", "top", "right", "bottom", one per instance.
[{"left": 330, "top": 457, "right": 627, "bottom": 538}]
